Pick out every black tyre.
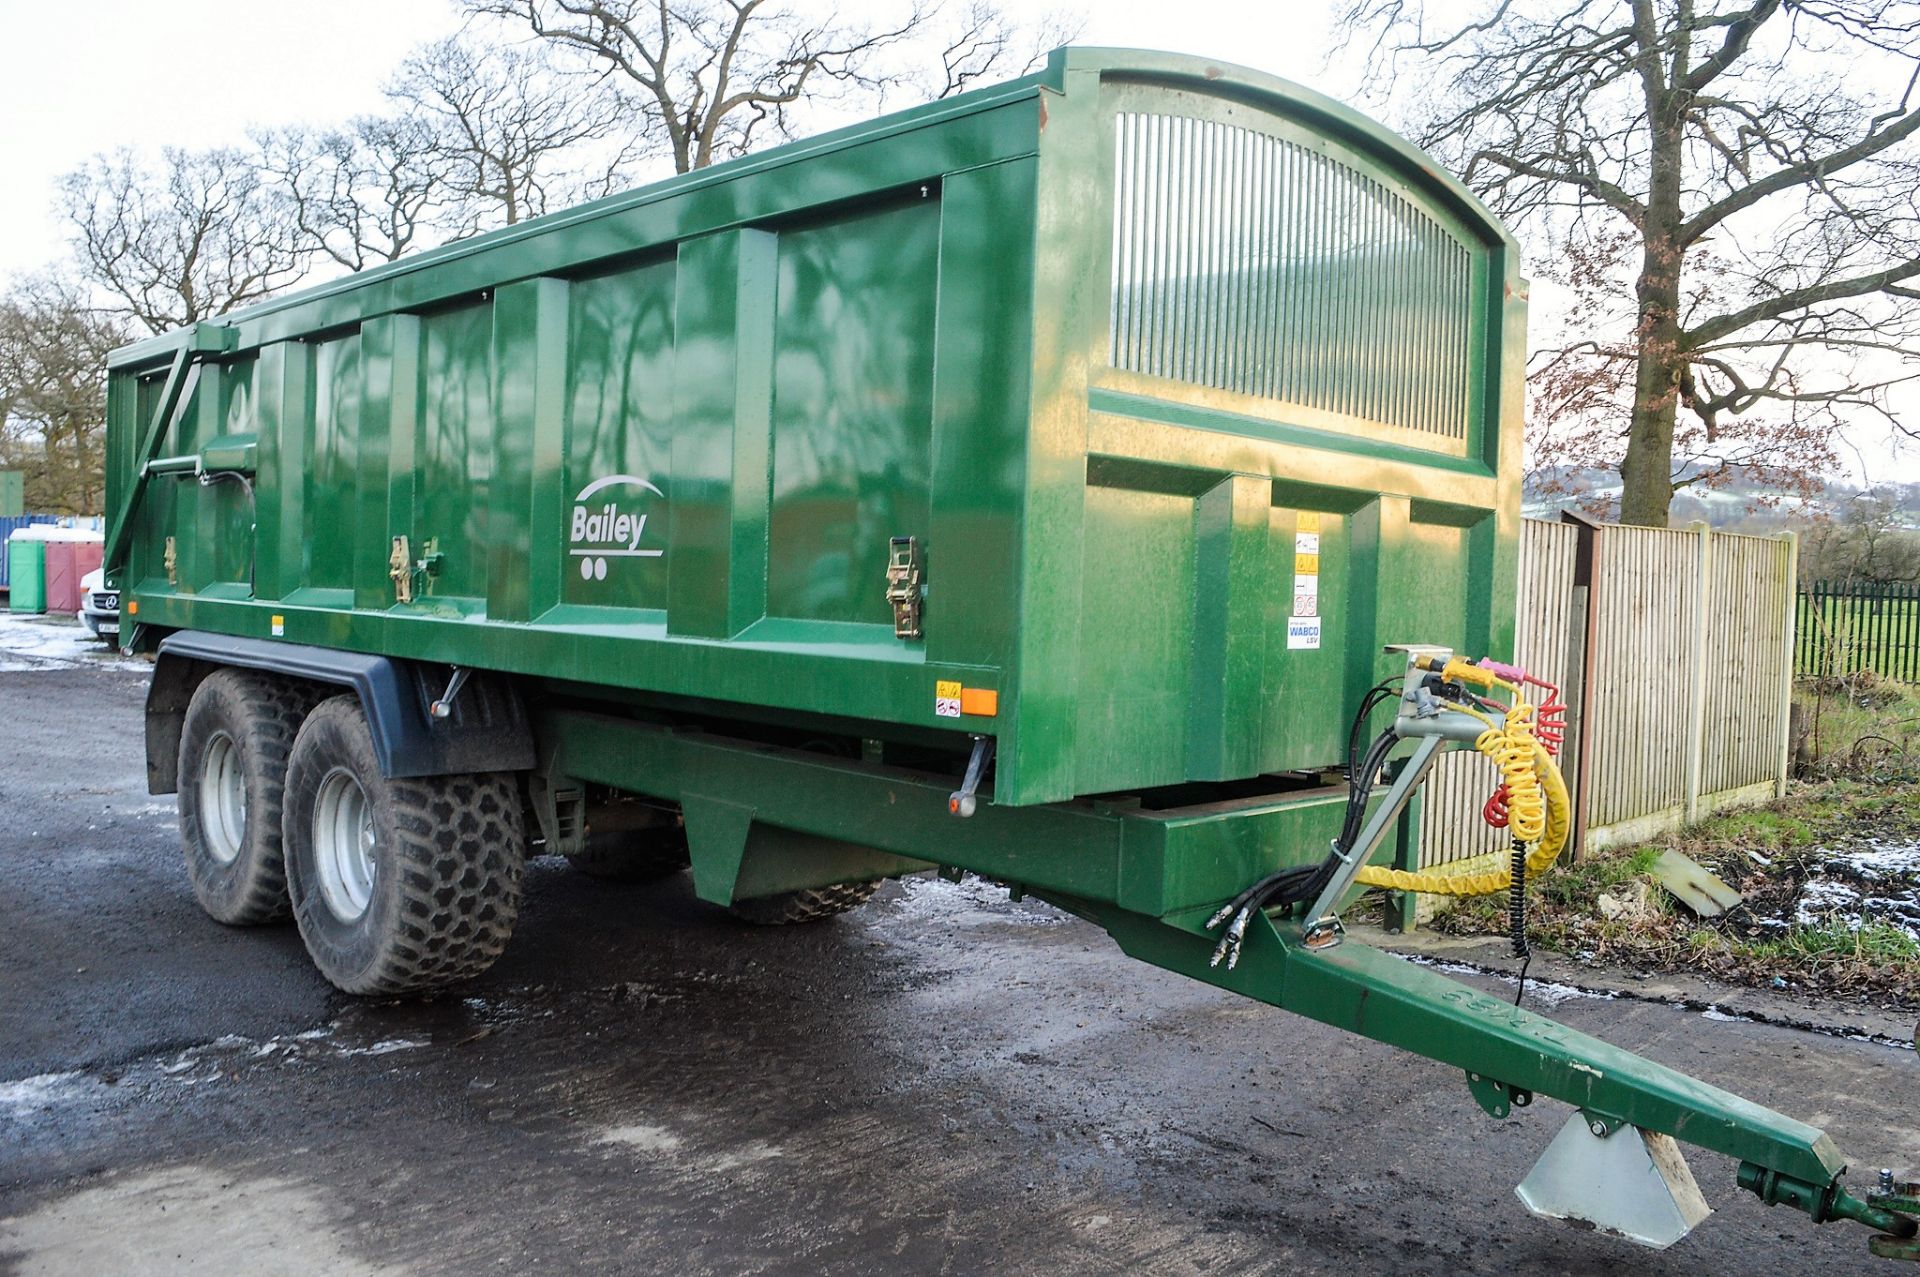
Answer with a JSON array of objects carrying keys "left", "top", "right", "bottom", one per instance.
[
  {"left": 284, "top": 695, "right": 523, "bottom": 995},
  {"left": 176, "top": 669, "right": 313, "bottom": 925},
  {"left": 728, "top": 880, "right": 881, "bottom": 926}
]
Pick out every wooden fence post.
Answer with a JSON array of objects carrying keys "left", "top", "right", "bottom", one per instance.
[
  {"left": 1684, "top": 522, "right": 1712, "bottom": 824},
  {"left": 1777, "top": 532, "right": 1799, "bottom": 797}
]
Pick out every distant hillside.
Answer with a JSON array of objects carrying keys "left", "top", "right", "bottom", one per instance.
[{"left": 1523, "top": 467, "right": 1920, "bottom": 529}]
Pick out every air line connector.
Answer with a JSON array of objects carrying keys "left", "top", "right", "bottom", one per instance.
[{"left": 1738, "top": 1163, "right": 1918, "bottom": 1240}]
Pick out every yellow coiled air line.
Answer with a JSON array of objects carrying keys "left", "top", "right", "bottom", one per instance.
[{"left": 1351, "top": 665, "right": 1570, "bottom": 897}]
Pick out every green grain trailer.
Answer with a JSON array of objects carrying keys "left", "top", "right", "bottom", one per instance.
[{"left": 104, "top": 48, "right": 1911, "bottom": 1258}]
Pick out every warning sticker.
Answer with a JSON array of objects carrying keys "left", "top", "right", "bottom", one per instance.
[
  {"left": 1296, "top": 510, "right": 1321, "bottom": 532},
  {"left": 1293, "top": 569, "right": 1319, "bottom": 618},
  {"left": 1287, "top": 617, "right": 1322, "bottom": 650},
  {"left": 1294, "top": 552, "right": 1320, "bottom": 575},
  {"left": 1294, "top": 531, "right": 1320, "bottom": 554},
  {"left": 935, "top": 679, "right": 963, "bottom": 719}
]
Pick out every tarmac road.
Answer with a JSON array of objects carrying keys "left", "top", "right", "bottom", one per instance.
[{"left": 2, "top": 615, "right": 1916, "bottom": 1276}]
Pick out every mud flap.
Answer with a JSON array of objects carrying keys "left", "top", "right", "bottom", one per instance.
[{"left": 1517, "top": 1111, "right": 1712, "bottom": 1248}]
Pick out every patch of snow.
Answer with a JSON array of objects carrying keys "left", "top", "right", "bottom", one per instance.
[
  {"left": 1405, "top": 955, "right": 1616, "bottom": 1004},
  {"left": 1787, "top": 838, "right": 1920, "bottom": 938},
  {"left": 0, "top": 614, "right": 145, "bottom": 675},
  {"left": 0, "top": 1070, "right": 94, "bottom": 1116},
  {"left": 596, "top": 1123, "right": 684, "bottom": 1153},
  {"left": 1701, "top": 1005, "right": 1754, "bottom": 1023},
  {"left": 885, "top": 874, "right": 1068, "bottom": 927},
  {"left": 334, "top": 1038, "right": 427, "bottom": 1058}
]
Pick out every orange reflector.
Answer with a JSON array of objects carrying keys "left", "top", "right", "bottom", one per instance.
[
  {"left": 125, "top": 599, "right": 138, "bottom": 615},
  {"left": 960, "top": 687, "right": 998, "bottom": 717}
]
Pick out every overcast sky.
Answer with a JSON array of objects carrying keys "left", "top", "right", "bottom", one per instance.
[
  {"left": 0, "top": 0, "right": 1905, "bottom": 481},
  {"left": 0, "top": 0, "right": 1337, "bottom": 283}
]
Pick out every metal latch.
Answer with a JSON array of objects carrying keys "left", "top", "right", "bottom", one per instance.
[
  {"left": 389, "top": 536, "right": 412, "bottom": 603},
  {"left": 885, "top": 535, "right": 923, "bottom": 639}
]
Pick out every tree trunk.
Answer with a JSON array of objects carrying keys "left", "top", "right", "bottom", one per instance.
[
  {"left": 1619, "top": 328, "right": 1681, "bottom": 527},
  {"left": 1619, "top": 76, "right": 1687, "bottom": 529}
]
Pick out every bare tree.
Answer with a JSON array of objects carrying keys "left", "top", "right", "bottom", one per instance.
[
  {"left": 389, "top": 36, "right": 641, "bottom": 228},
  {"left": 1341, "top": 0, "right": 1920, "bottom": 526},
  {"left": 255, "top": 116, "right": 457, "bottom": 272},
  {"left": 59, "top": 146, "right": 311, "bottom": 335},
  {"left": 467, "top": 0, "right": 1075, "bottom": 175},
  {"left": 0, "top": 274, "right": 129, "bottom": 514}
]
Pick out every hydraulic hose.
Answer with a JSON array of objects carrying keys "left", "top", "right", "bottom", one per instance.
[{"left": 1352, "top": 731, "right": 1570, "bottom": 897}]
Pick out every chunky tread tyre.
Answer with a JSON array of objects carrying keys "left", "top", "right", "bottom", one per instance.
[
  {"left": 728, "top": 880, "right": 881, "bottom": 926},
  {"left": 176, "top": 669, "right": 316, "bottom": 925},
  {"left": 285, "top": 695, "right": 523, "bottom": 995},
  {"left": 565, "top": 828, "right": 691, "bottom": 882}
]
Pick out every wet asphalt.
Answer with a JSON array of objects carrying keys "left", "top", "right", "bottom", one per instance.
[{"left": 1, "top": 617, "right": 1916, "bottom": 1275}]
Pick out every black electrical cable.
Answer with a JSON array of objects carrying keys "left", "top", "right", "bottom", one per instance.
[
  {"left": 1208, "top": 687, "right": 1409, "bottom": 967},
  {"left": 1346, "top": 678, "right": 1402, "bottom": 778},
  {"left": 1510, "top": 839, "right": 1531, "bottom": 1006}
]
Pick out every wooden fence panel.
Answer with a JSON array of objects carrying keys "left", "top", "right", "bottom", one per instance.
[
  {"left": 1700, "top": 533, "right": 1795, "bottom": 800},
  {"left": 1411, "top": 518, "right": 1794, "bottom": 873},
  {"left": 1418, "top": 519, "right": 1579, "bottom": 867},
  {"left": 1583, "top": 525, "right": 1696, "bottom": 831}
]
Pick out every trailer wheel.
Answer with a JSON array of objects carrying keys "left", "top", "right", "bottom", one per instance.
[
  {"left": 728, "top": 880, "right": 881, "bottom": 925},
  {"left": 176, "top": 669, "right": 313, "bottom": 925},
  {"left": 284, "top": 696, "right": 523, "bottom": 995}
]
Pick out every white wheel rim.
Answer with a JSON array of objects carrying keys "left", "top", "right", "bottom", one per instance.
[
  {"left": 313, "top": 767, "right": 377, "bottom": 922},
  {"left": 198, "top": 731, "right": 247, "bottom": 865}
]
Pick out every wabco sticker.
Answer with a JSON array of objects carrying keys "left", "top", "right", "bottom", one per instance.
[
  {"left": 571, "top": 474, "right": 665, "bottom": 580},
  {"left": 935, "top": 679, "right": 963, "bottom": 718},
  {"left": 1287, "top": 618, "right": 1322, "bottom": 650}
]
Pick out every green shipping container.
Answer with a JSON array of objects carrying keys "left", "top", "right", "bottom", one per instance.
[
  {"left": 8, "top": 537, "right": 45, "bottom": 613},
  {"left": 103, "top": 46, "right": 1524, "bottom": 807}
]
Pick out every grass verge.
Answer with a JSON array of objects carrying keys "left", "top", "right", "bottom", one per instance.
[{"left": 1430, "top": 775, "right": 1920, "bottom": 1007}]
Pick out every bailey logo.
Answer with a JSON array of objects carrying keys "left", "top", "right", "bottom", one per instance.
[{"left": 570, "top": 474, "right": 665, "bottom": 580}]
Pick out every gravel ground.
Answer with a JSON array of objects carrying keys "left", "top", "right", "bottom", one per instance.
[{"left": 2, "top": 614, "right": 1916, "bottom": 1275}]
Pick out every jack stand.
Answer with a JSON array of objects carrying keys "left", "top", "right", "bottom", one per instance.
[{"left": 1517, "top": 1111, "right": 1712, "bottom": 1249}]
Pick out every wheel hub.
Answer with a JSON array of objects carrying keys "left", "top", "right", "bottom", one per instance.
[
  {"left": 313, "top": 767, "right": 377, "bottom": 922},
  {"left": 198, "top": 731, "right": 247, "bottom": 865}
]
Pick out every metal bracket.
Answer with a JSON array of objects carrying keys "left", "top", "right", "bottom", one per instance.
[
  {"left": 949, "top": 734, "right": 994, "bottom": 818},
  {"left": 1466, "top": 1070, "right": 1533, "bottom": 1120},
  {"left": 1582, "top": 1110, "right": 1629, "bottom": 1139},
  {"left": 1300, "top": 733, "right": 1447, "bottom": 945},
  {"left": 885, "top": 535, "right": 923, "bottom": 639},
  {"left": 389, "top": 536, "right": 412, "bottom": 604},
  {"left": 430, "top": 666, "right": 471, "bottom": 720}
]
